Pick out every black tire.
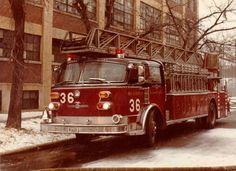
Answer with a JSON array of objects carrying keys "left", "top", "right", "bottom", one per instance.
[
  {"left": 206, "top": 102, "right": 217, "bottom": 129},
  {"left": 144, "top": 110, "right": 157, "bottom": 147},
  {"left": 75, "top": 134, "right": 92, "bottom": 145},
  {"left": 195, "top": 102, "right": 216, "bottom": 129}
]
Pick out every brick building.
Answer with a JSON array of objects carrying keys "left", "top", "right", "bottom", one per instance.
[{"left": 0, "top": 0, "right": 198, "bottom": 113}]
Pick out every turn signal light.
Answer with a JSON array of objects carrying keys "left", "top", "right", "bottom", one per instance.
[
  {"left": 97, "top": 102, "right": 112, "bottom": 110},
  {"left": 66, "top": 53, "right": 77, "bottom": 58},
  {"left": 50, "top": 92, "right": 60, "bottom": 100},
  {"left": 99, "top": 91, "right": 111, "bottom": 99}
]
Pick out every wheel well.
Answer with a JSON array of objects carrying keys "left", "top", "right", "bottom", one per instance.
[
  {"left": 150, "top": 107, "right": 165, "bottom": 130},
  {"left": 141, "top": 105, "right": 166, "bottom": 132}
]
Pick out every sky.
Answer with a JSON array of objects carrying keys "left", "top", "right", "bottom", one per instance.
[{"left": 198, "top": 0, "right": 236, "bottom": 41}]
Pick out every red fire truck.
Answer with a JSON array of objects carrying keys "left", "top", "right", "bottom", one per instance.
[{"left": 40, "top": 28, "right": 229, "bottom": 147}]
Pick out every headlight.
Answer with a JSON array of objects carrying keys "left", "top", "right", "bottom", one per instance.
[
  {"left": 48, "top": 102, "right": 60, "bottom": 111},
  {"left": 103, "top": 102, "right": 111, "bottom": 110}
]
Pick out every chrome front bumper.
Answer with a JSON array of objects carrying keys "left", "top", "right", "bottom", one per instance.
[{"left": 40, "top": 123, "right": 128, "bottom": 134}]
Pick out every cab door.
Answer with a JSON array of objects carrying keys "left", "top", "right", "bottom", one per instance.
[{"left": 146, "top": 62, "right": 165, "bottom": 115}]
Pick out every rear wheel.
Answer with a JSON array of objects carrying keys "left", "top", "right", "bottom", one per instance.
[
  {"left": 75, "top": 134, "right": 92, "bottom": 145},
  {"left": 144, "top": 110, "right": 157, "bottom": 147},
  {"left": 195, "top": 102, "right": 216, "bottom": 129},
  {"left": 206, "top": 102, "right": 217, "bottom": 129}
]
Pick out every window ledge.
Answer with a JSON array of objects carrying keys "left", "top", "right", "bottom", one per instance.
[
  {"left": 24, "top": 60, "right": 42, "bottom": 64},
  {"left": 110, "top": 25, "right": 135, "bottom": 35},
  {"left": 53, "top": 9, "right": 97, "bottom": 23},
  {"left": 52, "top": 62, "right": 62, "bottom": 65},
  {"left": 0, "top": 58, "right": 42, "bottom": 64},
  {"left": 0, "top": 58, "right": 10, "bottom": 62},
  {"left": 26, "top": 1, "right": 43, "bottom": 8}
]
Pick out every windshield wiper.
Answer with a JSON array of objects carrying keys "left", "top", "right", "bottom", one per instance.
[
  {"left": 88, "top": 78, "right": 110, "bottom": 83},
  {"left": 56, "top": 80, "right": 77, "bottom": 85}
]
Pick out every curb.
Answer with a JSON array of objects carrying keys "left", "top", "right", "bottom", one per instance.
[
  {"left": 0, "top": 138, "right": 77, "bottom": 157},
  {"left": 0, "top": 115, "right": 41, "bottom": 123},
  {"left": 36, "top": 167, "right": 236, "bottom": 171}
]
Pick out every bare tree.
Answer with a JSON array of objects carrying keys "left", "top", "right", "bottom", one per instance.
[
  {"left": 73, "top": 0, "right": 115, "bottom": 32},
  {"left": 138, "top": 0, "right": 236, "bottom": 51},
  {"left": 105, "top": 0, "right": 115, "bottom": 29},
  {"left": 6, "top": 0, "right": 25, "bottom": 129},
  {"left": 73, "top": 0, "right": 91, "bottom": 33},
  {"left": 72, "top": 0, "right": 236, "bottom": 52},
  {"left": 166, "top": 0, "right": 236, "bottom": 50}
]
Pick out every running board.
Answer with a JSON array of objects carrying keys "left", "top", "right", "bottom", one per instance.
[{"left": 166, "top": 114, "right": 208, "bottom": 126}]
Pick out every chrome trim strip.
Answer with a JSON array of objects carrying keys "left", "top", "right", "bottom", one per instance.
[
  {"left": 167, "top": 92, "right": 209, "bottom": 96},
  {"left": 166, "top": 114, "right": 208, "bottom": 125},
  {"left": 52, "top": 85, "right": 145, "bottom": 90},
  {"left": 53, "top": 116, "right": 128, "bottom": 125},
  {"left": 40, "top": 123, "right": 128, "bottom": 134}
]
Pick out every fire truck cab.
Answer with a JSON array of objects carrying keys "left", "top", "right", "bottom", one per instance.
[{"left": 40, "top": 28, "right": 229, "bottom": 147}]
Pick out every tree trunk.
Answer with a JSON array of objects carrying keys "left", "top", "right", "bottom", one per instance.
[
  {"left": 74, "top": 0, "right": 91, "bottom": 33},
  {"left": 105, "top": 0, "right": 115, "bottom": 30},
  {"left": 6, "top": 0, "right": 25, "bottom": 129}
]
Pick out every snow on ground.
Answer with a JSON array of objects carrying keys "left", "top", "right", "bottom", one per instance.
[
  {"left": 0, "top": 112, "right": 74, "bottom": 154},
  {"left": 82, "top": 111, "right": 236, "bottom": 168}
]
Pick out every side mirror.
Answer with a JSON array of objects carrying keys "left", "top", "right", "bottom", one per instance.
[
  {"left": 52, "top": 65, "right": 61, "bottom": 72},
  {"left": 138, "top": 65, "right": 145, "bottom": 83},
  {"left": 52, "top": 65, "right": 61, "bottom": 84}
]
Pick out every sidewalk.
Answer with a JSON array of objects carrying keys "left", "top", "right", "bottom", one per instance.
[
  {"left": 0, "top": 111, "right": 73, "bottom": 155},
  {"left": 0, "top": 111, "right": 42, "bottom": 123}
]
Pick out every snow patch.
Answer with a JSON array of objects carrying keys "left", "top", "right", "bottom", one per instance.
[{"left": 0, "top": 117, "right": 74, "bottom": 154}]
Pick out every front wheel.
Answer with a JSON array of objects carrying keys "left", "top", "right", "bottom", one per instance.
[{"left": 144, "top": 110, "right": 157, "bottom": 147}]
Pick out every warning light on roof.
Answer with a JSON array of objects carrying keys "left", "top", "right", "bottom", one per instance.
[
  {"left": 66, "top": 53, "right": 77, "bottom": 61},
  {"left": 115, "top": 48, "right": 125, "bottom": 58}
]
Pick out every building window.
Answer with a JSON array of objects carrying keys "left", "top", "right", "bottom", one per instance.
[
  {"left": 113, "top": 0, "right": 134, "bottom": 30},
  {"left": 187, "top": 0, "right": 196, "bottom": 12},
  {"left": 0, "top": 29, "right": 14, "bottom": 58},
  {"left": 165, "top": 15, "right": 181, "bottom": 46},
  {"left": 85, "top": 0, "right": 96, "bottom": 19},
  {"left": 0, "top": 29, "right": 41, "bottom": 61},
  {"left": 0, "top": 30, "right": 3, "bottom": 57},
  {"left": 0, "top": 91, "right": 2, "bottom": 112},
  {"left": 54, "top": 0, "right": 96, "bottom": 20},
  {"left": 140, "top": 2, "right": 162, "bottom": 41},
  {"left": 22, "top": 90, "right": 39, "bottom": 109},
  {"left": 24, "top": 34, "right": 41, "bottom": 61}
]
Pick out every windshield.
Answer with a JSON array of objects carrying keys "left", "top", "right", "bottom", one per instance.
[{"left": 57, "top": 60, "right": 127, "bottom": 84}]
